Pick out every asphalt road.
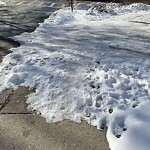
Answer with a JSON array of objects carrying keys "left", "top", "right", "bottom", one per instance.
[
  {"left": 0, "top": 0, "right": 96, "bottom": 61},
  {"left": 0, "top": 0, "right": 71, "bottom": 61}
]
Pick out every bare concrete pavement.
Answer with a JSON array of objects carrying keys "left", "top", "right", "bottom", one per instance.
[{"left": 0, "top": 87, "right": 109, "bottom": 150}]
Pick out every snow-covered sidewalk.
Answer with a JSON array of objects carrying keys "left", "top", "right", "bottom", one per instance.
[{"left": 0, "top": 2, "right": 150, "bottom": 150}]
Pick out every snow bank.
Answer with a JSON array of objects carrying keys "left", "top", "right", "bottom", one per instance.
[
  {"left": 74, "top": 2, "right": 150, "bottom": 21},
  {"left": 0, "top": 2, "right": 150, "bottom": 150},
  {"left": 0, "top": 0, "right": 16, "bottom": 6},
  {"left": 0, "top": 0, "right": 6, "bottom": 5}
]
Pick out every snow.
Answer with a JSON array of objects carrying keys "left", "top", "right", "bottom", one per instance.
[
  {"left": 0, "top": 0, "right": 5, "bottom": 5},
  {"left": 0, "top": 0, "right": 18, "bottom": 6},
  {"left": 0, "top": 2, "right": 150, "bottom": 150}
]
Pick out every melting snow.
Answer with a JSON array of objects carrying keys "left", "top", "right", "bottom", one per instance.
[{"left": 0, "top": 2, "right": 150, "bottom": 150}]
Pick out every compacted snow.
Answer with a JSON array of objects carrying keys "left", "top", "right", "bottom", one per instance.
[{"left": 0, "top": 2, "right": 150, "bottom": 150}]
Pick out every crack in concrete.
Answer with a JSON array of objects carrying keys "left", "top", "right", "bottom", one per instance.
[{"left": 0, "top": 113, "right": 34, "bottom": 114}]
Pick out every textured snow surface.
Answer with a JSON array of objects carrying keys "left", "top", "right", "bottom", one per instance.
[
  {"left": 0, "top": 0, "right": 5, "bottom": 5},
  {"left": 0, "top": 0, "right": 19, "bottom": 5},
  {"left": 0, "top": 2, "right": 150, "bottom": 150}
]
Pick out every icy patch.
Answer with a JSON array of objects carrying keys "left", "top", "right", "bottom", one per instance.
[
  {"left": 0, "top": 2, "right": 150, "bottom": 150},
  {"left": 48, "top": 3, "right": 56, "bottom": 8}
]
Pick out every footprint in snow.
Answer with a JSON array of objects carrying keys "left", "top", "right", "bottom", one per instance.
[
  {"left": 105, "top": 76, "right": 117, "bottom": 88},
  {"left": 111, "top": 116, "right": 127, "bottom": 138}
]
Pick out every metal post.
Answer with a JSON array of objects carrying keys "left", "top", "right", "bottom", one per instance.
[{"left": 71, "top": 0, "right": 73, "bottom": 12}]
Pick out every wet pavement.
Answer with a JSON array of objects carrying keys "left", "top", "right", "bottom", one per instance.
[{"left": 0, "top": 0, "right": 70, "bottom": 61}]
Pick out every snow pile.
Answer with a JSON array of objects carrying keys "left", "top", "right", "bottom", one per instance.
[
  {"left": 48, "top": 2, "right": 150, "bottom": 24},
  {"left": 75, "top": 2, "right": 150, "bottom": 21},
  {"left": 0, "top": 0, "right": 16, "bottom": 6},
  {"left": 0, "top": 2, "right": 150, "bottom": 150},
  {"left": 87, "top": 2, "right": 150, "bottom": 13},
  {"left": 0, "top": 0, "right": 6, "bottom": 5}
]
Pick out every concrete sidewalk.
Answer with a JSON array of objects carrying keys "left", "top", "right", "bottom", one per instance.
[
  {"left": 0, "top": 115, "right": 109, "bottom": 150},
  {"left": 0, "top": 87, "right": 109, "bottom": 150}
]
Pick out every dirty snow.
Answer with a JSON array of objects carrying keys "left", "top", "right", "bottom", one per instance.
[{"left": 0, "top": 2, "right": 150, "bottom": 150}]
